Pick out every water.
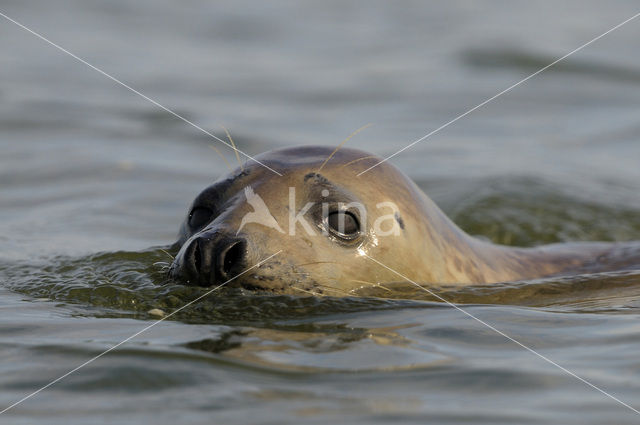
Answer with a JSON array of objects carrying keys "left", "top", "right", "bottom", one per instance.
[{"left": 1, "top": 1, "right": 640, "bottom": 423}]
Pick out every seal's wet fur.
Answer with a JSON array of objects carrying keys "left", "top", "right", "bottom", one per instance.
[{"left": 169, "top": 146, "right": 639, "bottom": 295}]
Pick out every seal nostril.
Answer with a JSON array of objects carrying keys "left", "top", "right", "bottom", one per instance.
[
  {"left": 221, "top": 240, "right": 245, "bottom": 278},
  {"left": 180, "top": 235, "right": 245, "bottom": 286},
  {"left": 185, "top": 236, "right": 215, "bottom": 286}
]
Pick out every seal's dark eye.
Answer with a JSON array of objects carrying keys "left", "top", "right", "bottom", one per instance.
[
  {"left": 327, "top": 211, "right": 359, "bottom": 239},
  {"left": 189, "top": 207, "right": 213, "bottom": 229}
]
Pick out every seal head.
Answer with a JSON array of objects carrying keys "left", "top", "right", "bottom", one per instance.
[{"left": 169, "top": 146, "right": 452, "bottom": 295}]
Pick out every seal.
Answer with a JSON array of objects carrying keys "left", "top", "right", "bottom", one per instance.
[{"left": 168, "top": 146, "right": 639, "bottom": 295}]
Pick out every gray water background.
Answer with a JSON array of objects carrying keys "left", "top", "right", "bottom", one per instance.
[{"left": 1, "top": 1, "right": 640, "bottom": 424}]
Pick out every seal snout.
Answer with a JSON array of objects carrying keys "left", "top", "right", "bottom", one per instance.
[{"left": 175, "top": 233, "right": 247, "bottom": 287}]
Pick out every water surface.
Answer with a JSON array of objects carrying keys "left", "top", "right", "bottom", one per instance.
[{"left": 1, "top": 1, "right": 640, "bottom": 424}]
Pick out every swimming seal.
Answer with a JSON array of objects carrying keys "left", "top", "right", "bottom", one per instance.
[{"left": 168, "top": 146, "right": 639, "bottom": 295}]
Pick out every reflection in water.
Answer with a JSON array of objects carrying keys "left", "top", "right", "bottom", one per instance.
[{"left": 2, "top": 0, "right": 640, "bottom": 423}]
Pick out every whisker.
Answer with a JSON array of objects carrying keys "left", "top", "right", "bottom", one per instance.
[
  {"left": 317, "top": 123, "right": 372, "bottom": 172},
  {"left": 222, "top": 125, "right": 244, "bottom": 171},
  {"left": 158, "top": 249, "right": 175, "bottom": 260},
  {"left": 316, "top": 284, "right": 351, "bottom": 296},
  {"left": 208, "top": 146, "right": 232, "bottom": 171},
  {"left": 349, "top": 279, "right": 392, "bottom": 293},
  {"left": 153, "top": 264, "right": 170, "bottom": 273},
  {"left": 291, "top": 286, "right": 323, "bottom": 297}
]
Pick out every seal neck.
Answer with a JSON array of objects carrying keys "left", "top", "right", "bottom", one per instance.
[{"left": 415, "top": 193, "right": 604, "bottom": 284}]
